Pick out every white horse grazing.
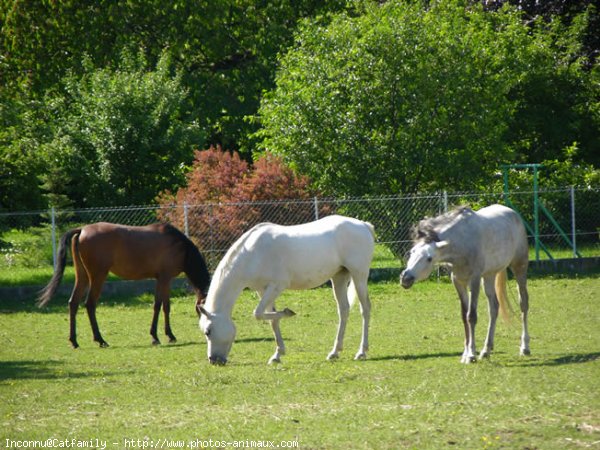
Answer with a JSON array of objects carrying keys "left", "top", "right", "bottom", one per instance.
[
  {"left": 198, "top": 215, "right": 375, "bottom": 365},
  {"left": 400, "top": 204, "right": 530, "bottom": 364}
]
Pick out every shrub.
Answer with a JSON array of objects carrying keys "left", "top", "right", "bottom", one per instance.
[{"left": 157, "top": 147, "right": 316, "bottom": 266}]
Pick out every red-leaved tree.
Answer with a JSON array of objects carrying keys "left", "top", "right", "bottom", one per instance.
[{"left": 157, "top": 146, "right": 318, "bottom": 266}]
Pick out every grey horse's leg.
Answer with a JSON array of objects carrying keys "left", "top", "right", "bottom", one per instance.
[
  {"left": 480, "top": 274, "right": 499, "bottom": 359},
  {"left": 452, "top": 275, "right": 472, "bottom": 363}
]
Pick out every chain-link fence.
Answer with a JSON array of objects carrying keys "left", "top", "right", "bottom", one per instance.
[{"left": 1, "top": 187, "right": 598, "bottom": 272}]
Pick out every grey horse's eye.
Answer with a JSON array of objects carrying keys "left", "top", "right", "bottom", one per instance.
[{"left": 427, "top": 256, "right": 433, "bottom": 262}]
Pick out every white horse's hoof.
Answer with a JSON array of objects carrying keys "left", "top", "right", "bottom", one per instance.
[
  {"left": 327, "top": 352, "right": 339, "bottom": 361},
  {"left": 354, "top": 352, "right": 367, "bottom": 361},
  {"left": 282, "top": 308, "right": 296, "bottom": 317},
  {"left": 520, "top": 348, "right": 531, "bottom": 356},
  {"left": 461, "top": 354, "right": 477, "bottom": 364},
  {"left": 268, "top": 356, "right": 281, "bottom": 365}
]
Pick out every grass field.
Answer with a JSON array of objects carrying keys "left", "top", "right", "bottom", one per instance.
[{"left": 1, "top": 277, "right": 599, "bottom": 449}]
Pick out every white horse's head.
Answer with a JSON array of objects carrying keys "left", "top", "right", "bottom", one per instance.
[
  {"left": 400, "top": 240, "right": 449, "bottom": 288},
  {"left": 198, "top": 307, "right": 236, "bottom": 365}
]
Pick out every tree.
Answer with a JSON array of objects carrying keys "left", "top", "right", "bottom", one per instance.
[
  {"left": 503, "top": 5, "right": 600, "bottom": 167},
  {"left": 38, "top": 50, "right": 204, "bottom": 207},
  {"left": 257, "top": 0, "right": 598, "bottom": 196},
  {"left": 0, "top": 0, "right": 348, "bottom": 154},
  {"left": 157, "top": 147, "right": 315, "bottom": 266}
]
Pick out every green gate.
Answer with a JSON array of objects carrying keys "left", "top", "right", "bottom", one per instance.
[{"left": 501, "top": 164, "right": 581, "bottom": 261}]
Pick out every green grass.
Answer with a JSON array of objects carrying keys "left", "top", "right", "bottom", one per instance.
[{"left": 1, "top": 277, "right": 599, "bottom": 449}]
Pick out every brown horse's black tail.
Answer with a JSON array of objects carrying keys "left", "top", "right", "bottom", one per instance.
[{"left": 37, "top": 228, "right": 81, "bottom": 307}]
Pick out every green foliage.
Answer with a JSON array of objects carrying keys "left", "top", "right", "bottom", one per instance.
[
  {"left": 1, "top": 280, "right": 599, "bottom": 448},
  {"left": 257, "top": 0, "right": 599, "bottom": 196},
  {"left": 506, "top": 5, "right": 600, "bottom": 167},
  {"left": 38, "top": 50, "right": 204, "bottom": 207},
  {"left": 1, "top": 1, "right": 598, "bottom": 212},
  {"left": 0, "top": 94, "right": 48, "bottom": 212},
  {"left": 0, "top": 226, "right": 54, "bottom": 269},
  {"left": 0, "top": 0, "right": 348, "bottom": 153}
]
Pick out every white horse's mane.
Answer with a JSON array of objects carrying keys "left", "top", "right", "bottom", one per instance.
[{"left": 214, "top": 222, "right": 272, "bottom": 283}]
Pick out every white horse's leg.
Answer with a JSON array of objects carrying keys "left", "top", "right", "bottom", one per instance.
[
  {"left": 328, "top": 271, "right": 350, "bottom": 360},
  {"left": 253, "top": 284, "right": 294, "bottom": 321},
  {"left": 253, "top": 284, "right": 293, "bottom": 364},
  {"left": 452, "top": 275, "right": 471, "bottom": 363},
  {"left": 352, "top": 276, "right": 371, "bottom": 361},
  {"left": 514, "top": 265, "right": 531, "bottom": 356},
  {"left": 269, "top": 312, "right": 286, "bottom": 365},
  {"left": 480, "top": 274, "right": 499, "bottom": 360}
]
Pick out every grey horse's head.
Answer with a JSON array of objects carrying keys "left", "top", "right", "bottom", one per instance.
[{"left": 400, "top": 240, "right": 449, "bottom": 288}]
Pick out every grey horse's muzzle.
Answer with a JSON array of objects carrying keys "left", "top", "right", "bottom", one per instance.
[{"left": 400, "top": 270, "right": 415, "bottom": 289}]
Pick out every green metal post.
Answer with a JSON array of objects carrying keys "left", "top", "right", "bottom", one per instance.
[
  {"left": 503, "top": 167, "right": 510, "bottom": 204},
  {"left": 533, "top": 165, "right": 540, "bottom": 262}
]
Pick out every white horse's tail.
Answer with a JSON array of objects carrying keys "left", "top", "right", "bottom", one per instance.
[
  {"left": 348, "top": 279, "right": 358, "bottom": 308},
  {"left": 495, "top": 269, "right": 513, "bottom": 322},
  {"left": 348, "top": 220, "right": 374, "bottom": 309}
]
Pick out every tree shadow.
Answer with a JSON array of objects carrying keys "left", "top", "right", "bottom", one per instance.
[{"left": 0, "top": 360, "right": 125, "bottom": 381}]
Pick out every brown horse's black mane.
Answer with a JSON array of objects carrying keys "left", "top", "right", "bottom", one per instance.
[
  {"left": 412, "top": 206, "right": 473, "bottom": 243},
  {"left": 163, "top": 223, "right": 211, "bottom": 296}
]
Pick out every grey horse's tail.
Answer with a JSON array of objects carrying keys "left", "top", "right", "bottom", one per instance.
[
  {"left": 37, "top": 228, "right": 81, "bottom": 307},
  {"left": 495, "top": 269, "right": 513, "bottom": 322}
]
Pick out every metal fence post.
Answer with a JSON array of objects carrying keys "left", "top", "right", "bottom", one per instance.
[
  {"left": 443, "top": 191, "right": 448, "bottom": 213},
  {"left": 533, "top": 165, "right": 540, "bottom": 262},
  {"left": 184, "top": 202, "right": 189, "bottom": 237},
  {"left": 51, "top": 207, "right": 57, "bottom": 270},
  {"left": 570, "top": 186, "right": 577, "bottom": 257},
  {"left": 314, "top": 197, "right": 319, "bottom": 221}
]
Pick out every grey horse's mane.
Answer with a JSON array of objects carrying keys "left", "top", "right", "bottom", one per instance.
[{"left": 412, "top": 206, "right": 473, "bottom": 243}]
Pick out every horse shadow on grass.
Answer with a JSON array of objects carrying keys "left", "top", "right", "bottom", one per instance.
[
  {"left": 368, "top": 351, "right": 463, "bottom": 362},
  {"left": 505, "top": 351, "right": 600, "bottom": 367},
  {"left": 125, "top": 340, "right": 200, "bottom": 350},
  {"left": 369, "top": 351, "right": 600, "bottom": 366},
  {"left": 0, "top": 360, "right": 129, "bottom": 382},
  {"left": 235, "top": 336, "right": 276, "bottom": 344}
]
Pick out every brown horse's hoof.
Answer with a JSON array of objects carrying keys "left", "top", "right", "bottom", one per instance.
[
  {"left": 98, "top": 341, "right": 109, "bottom": 348},
  {"left": 152, "top": 339, "right": 161, "bottom": 346},
  {"left": 71, "top": 341, "right": 80, "bottom": 349},
  {"left": 168, "top": 337, "right": 177, "bottom": 344}
]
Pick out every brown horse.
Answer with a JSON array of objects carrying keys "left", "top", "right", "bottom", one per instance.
[{"left": 37, "top": 222, "right": 211, "bottom": 348}]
